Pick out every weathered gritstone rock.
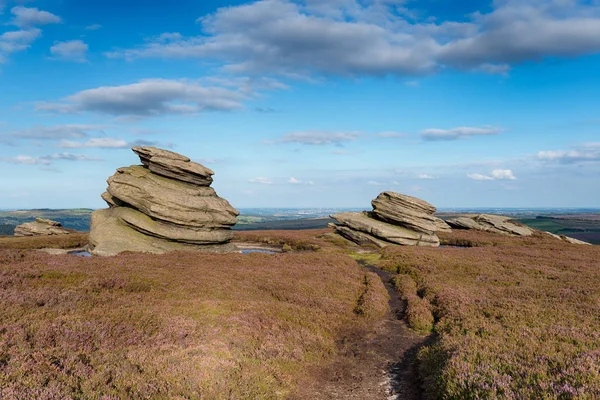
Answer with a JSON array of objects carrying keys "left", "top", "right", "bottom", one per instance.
[
  {"left": 106, "top": 165, "right": 238, "bottom": 228},
  {"left": 447, "top": 214, "right": 534, "bottom": 237},
  {"left": 133, "top": 146, "right": 214, "bottom": 186},
  {"left": 371, "top": 192, "right": 440, "bottom": 234},
  {"left": 333, "top": 224, "right": 390, "bottom": 248},
  {"left": 90, "top": 146, "right": 238, "bottom": 256},
  {"left": 434, "top": 217, "right": 453, "bottom": 232},
  {"left": 14, "top": 218, "right": 72, "bottom": 236},
  {"left": 331, "top": 212, "right": 440, "bottom": 247}
]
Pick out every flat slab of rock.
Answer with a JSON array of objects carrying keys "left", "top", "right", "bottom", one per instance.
[
  {"left": 371, "top": 192, "right": 440, "bottom": 234},
  {"left": 133, "top": 146, "right": 214, "bottom": 186},
  {"left": 14, "top": 218, "right": 72, "bottom": 237},
  {"left": 446, "top": 217, "right": 489, "bottom": 231},
  {"left": 333, "top": 225, "right": 390, "bottom": 248},
  {"left": 331, "top": 212, "right": 439, "bottom": 247},
  {"left": 434, "top": 217, "right": 452, "bottom": 232},
  {"left": 107, "top": 165, "right": 238, "bottom": 228},
  {"left": 89, "top": 209, "right": 237, "bottom": 256}
]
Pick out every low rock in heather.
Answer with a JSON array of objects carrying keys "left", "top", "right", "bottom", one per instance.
[{"left": 14, "top": 218, "right": 73, "bottom": 237}]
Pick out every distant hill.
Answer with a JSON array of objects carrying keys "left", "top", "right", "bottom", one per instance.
[{"left": 0, "top": 209, "right": 93, "bottom": 233}]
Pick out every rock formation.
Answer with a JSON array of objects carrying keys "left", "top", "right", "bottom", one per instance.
[
  {"left": 14, "top": 218, "right": 73, "bottom": 237},
  {"left": 446, "top": 214, "right": 534, "bottom": 236},
  {"left": 89, "top": 146, "right": 239, "bottom": 256},
  {"left": 331, "top": 192, "right": 449, "bottom": 248}
]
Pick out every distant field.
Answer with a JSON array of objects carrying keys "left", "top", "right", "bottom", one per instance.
[
  {"left": 0, "top": 209, "right": 93, "bottom": 232},
  {"left": 518, "top": 217, "right": 600, "bottom": 244},
  {"left": 233, "top": 218, "right": 332, "bottom": 231}
]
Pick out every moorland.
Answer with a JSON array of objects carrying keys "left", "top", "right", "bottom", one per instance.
[{"left": 0, "top": 225, "right": 598, "bottom": 398}]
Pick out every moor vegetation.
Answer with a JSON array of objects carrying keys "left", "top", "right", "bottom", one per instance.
[
  {"left": 379, "top": 230, "right": 600, "bottom": 399},
  {"left": 0, "top": 247, "right": 388, "bottom": 399},
  {"left": 0, "top": 233, "right": 89, "bottom": 250}
]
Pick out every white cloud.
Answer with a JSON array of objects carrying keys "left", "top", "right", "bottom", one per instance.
[
  {"left": 538, "top": 143, "right": 600, "bottom": 164},
  {"left": 420, "top": 126, "right": 502, "bottom": 141},
  {"left": 249, "top": 177, "right": 274, "bottom": 184},
  {"left": 36, "top": 79, "right": 251, "bottom": 117},
  {"left": 10, "top": 6, "right": 61, "bottom": 27},
  {"left": 417, "top": 173, "right": 435, "bottom": 179},
  {"left": 281, "top": 131, "right": 361, "bottom": 145},
  {"left": 105, "top": 0, "right": 600, "bottom": 78},
  {"left": 85, "top": 24, "right": 102, "bottom": 31},
  {"left": 468, "top": 169, "right": 517, "bottom": 181},
  {"left": 50, "top": 40, "right": 88, "bottom": 62},
  {"left": 289, "top": 177, "right": 314, "bottom": 185}
]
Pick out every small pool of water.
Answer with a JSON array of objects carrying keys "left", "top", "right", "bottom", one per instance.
[
  {"left": 68, "top": 251, "right": 91, "bottom": 257},
  {"left": 240, "top": 249, "right": 279, "bottom": 254}
]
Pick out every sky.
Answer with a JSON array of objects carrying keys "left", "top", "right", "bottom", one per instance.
[{"left": 0, "top": 0, "right": 599, "bottom": 209}]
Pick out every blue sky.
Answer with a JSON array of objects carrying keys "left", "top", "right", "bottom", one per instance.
[{"left": 0, "top": 0, "right": 599, "bottom": 209}]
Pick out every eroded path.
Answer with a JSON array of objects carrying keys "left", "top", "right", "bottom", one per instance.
[{"left": 289, "top": 261, "right": 427, "bottom": 400}]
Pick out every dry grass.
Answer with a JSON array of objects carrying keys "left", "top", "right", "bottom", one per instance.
[
  {"left": 0, "top": 233, "right": 89, "bottom": 250},
  {"left": 0, "top": 248, "right": 388, "bottom": 399},
  {"left": 381, "top": 231, "right": 600, "bottom": 399}
]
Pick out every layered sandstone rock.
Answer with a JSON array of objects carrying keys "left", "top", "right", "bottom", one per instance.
[
  {"left": 331, "top": 192, "right": 448, "bottom": 248},
  {"left": 446, "top": 214, "right": 534, "bottom": 236},
  {"left": 14, "top": 218, "right": 72, "bottom": 237},
  {"left": 89, "top": 146, "right": 238, "bottom": 256}
]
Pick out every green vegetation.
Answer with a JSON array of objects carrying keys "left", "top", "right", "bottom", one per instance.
[
  {"left": 518, "top": 217, "right": 600, "bottom": 244},
  {"left": 381, "top": 230, "right": 600, "bottom": 398},
  {"left": 0, "top": 225, "right": 15, "bottom": 236}
]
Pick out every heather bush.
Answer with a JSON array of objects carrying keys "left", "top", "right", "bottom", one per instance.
[
  {"left": 384, "top": 231, "right": 600, "bottom": 398},
  {"left": 0, "top": 249, "right": 388, "bottom": 399}
]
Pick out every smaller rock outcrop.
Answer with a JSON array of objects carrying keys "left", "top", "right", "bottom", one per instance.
[
  {"left": 543, "top": 231, "right": 592, "bottom": 245},
  {"left": 331, "top": 192, "right": 448, "bottom": 248},
  {"left": 14, "top": 218, "right": 72, "bottom": 237},
  {"left": 446, "top": 214, "right": 534, "bottom": 237}
]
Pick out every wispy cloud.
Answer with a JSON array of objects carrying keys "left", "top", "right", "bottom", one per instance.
[
  {"left": 421, "top": 126, "right": 502, "bottom": 141},
  {"left": 0, "top": 153, "right": 102, "bottom": 165},
  {"left": 537, "top": 143, "right": 600, "bottom": 164},
  {"left": 4, "top": 124, "right": 106, "bottom": 140},
  {"left": 374, "top": 131, "right": 406, "bottom": 138},
  {"left": 84, "top": 24, "right": 102, "bottom": 31},
  {"left": 249, "top": 177, "right": 274, "bottom": 185},
  {"left": 289, "top": 177, "right": 314, "bottom": 185},
  {"left": 280, "top": 131, "right": 361, "bottom": 146}
]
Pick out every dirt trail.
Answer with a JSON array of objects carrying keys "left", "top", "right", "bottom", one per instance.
[{"left": 289, "top": 261, "right": 427, "bottom": 400}]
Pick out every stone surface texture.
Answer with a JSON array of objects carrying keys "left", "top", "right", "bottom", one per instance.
[
  {"left": 331, "top": 192, "right": 448, "bottom": 248},
  {"left": 14, "top": 218, "right": 72, "bottom": 237},
  {"left": 446, "top": 214, "right": 534, "bottom": 236},
  {"left": 89, "top": 146, "right": 238, "bottom": 256}
]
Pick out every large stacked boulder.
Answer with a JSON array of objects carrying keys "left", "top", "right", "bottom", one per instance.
[
  {"left": 14, "top": 218, "right": 72, "bottom": 237},
  {"left": 331, "top": 192, "right": 450, "bottom": 248},
  {"left": 446, "top": 214, "right": 534, "bottom": 236},
  {"left": 89, "top": 146, "right": 239, "bottom": 256}
]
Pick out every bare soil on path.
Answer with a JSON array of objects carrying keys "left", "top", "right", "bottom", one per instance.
[{"left": 289, "top": 261, "right": 427, "bottom": 400}]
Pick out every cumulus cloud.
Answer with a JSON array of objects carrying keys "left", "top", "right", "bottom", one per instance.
[
  {"left": 537, "top": 143, "right": 600, "bottom": 164},
  {"left": 420, "top": 126, "right": 502, "bottom": 141},
  {"left": 1, "top": 153, "right": 101, "bottom": 165},
  {"left": 249, "top": 177, "right": 274, "bottom": 184},
  {"left": 0, "top": 28, "right": 41, "bottom": 61},
  {"left": 36, "top": 79, "right": 251, "bottom": 117},
  {"left": 280, "top": 131, "right": 361, "bottom": 145},
  {"left": 468, "top": 169, "right": 517, "bottom": 181},
  {"left": 50, "top": 40, "right": 88, "bottom": 62},
  {"left": 105, "top": 0, "right": 600, "bottom": 78},
  {"left": 10, "top": 6, "right": 61, "bottom": 27}
]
